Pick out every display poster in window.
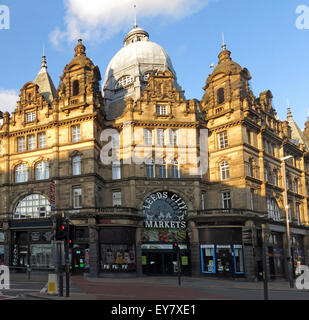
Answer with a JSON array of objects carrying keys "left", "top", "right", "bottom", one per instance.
[
  {"left": 100, "top": 244, "right": 136, "bottom": 272},
  {"left": 0, "top": 232, "right": 4, "bottom": 242},
  {"left": 142, "top": 228, "right": 187, "bottom": 242},
  {"left": 181, "top": 256, "right": 188, "bottom": 266}
]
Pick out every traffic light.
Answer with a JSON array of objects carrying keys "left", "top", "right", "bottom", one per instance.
[
  {"left": 173, "top": 241, "right": 179, "bottom": 252},
  {"left": 56, "top": 216, "right": 68, "bottom": 241},
  {"left": 68, "top": 224, "right": 75, "bottom": 247}
]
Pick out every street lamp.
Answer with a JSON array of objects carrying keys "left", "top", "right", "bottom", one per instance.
[{"left": 281, "top": 155, "right": 294, "bottom": 288}]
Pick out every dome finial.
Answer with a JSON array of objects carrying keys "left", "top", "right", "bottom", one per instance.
[
  {"left": 134, "top": 4, "right": 138, "bottom": 28},
  {"left": 222, "top": 32, "right": 227, "bottom": 51},
  {"left": 74, "top": 39, "right": 86, "bottom": 57}
]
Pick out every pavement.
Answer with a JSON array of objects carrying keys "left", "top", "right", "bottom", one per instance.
[{"left": 5, "top": 273, "right": 308, "bottom": 301}]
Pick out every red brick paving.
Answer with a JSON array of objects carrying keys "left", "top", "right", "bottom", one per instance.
[{"left": 71, "top": 276, "right": 227, "bottom": 300}]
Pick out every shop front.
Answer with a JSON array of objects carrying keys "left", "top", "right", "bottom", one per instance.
[
  {"left": 268, "top": 232, "right": 285, "bottom": 279},
  {"left": 10, "top": 221, "right": 54, "bottom": 270},
  {"left": 291, "top": 234, "right": 305, "bottom": 275},
  {"left": 99, "top": 226, "right": 137, "bottom": 274},
  {"left": 141, "top": 191, "right": 190, "bottom": 276},
  {"left": 199, "top": 228, "right": 245, "bottom": 277}
]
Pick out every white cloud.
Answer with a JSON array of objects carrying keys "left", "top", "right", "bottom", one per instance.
[
  {"left": 0, "top": 89, "right": 19, "bottom": 114},
  {"left": 50, "top": 0, "right": 209, "bottom": 46}
]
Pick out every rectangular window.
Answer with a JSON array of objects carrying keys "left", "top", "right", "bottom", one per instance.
[
  {"left": 171, "top": 160, "right": 180, "bottom": 178},
  {"left": 250, "top": 189, "right": 254, "bottom": 210},
  {"left": 169, "top": 129, "right": 178, "bottom": 146},
  {"left": 233, "top": 245, "right": 245, "bottom": 274},
  {"left": 38, "top": 132, "right": 46, "bottom": 148},
  {"left": 28, "top": 134, "right": 35, "bottom": 151},
  {"left": 247, "top": 129, "right": 251, "bottom": 145},
  {"left": 146, "top": 162, "right": 155, "bottom": 178},
  {"left": 113, "top": 191, "right": 122, "bottom": 207},
  {"left": 72, "top": 125, "right": 81, "bottom": 142},
  {"left": 144, "top": 129, "right": 153, "bottom": 145},
  {"left": 73, "top": 188, "right": 82, "bottom": 208},
  {"left": 201, "top": 245, "right": 216, "bottom": 273},
  {"left": 156, "top": 105, "right": 168, "bottom": 116},
  {"left": 201, "top": 192, "right": 205, "bottom": 210},
  {"left": 25, "top": 111, "right": 35, "bottom": 123},
  {"left": 218, "top": 131, "right": 228, "bottom": 149},
  {"left": 17, "top": 137, "right": 25, "bottom": 152},
  {"left": 156, "top": 129, "right": 165, "bottom": 146},
  {"left": 72, "top": 156, "right": 82, "bottom": 176},
  {"left": 159, "top": 162, "right": 167, "bottom": 178},
  {"left": 222, "top": 191, "right": 231, "bottom": 209},
  {"left": 112, "top": 162, "right": 121, "bottom": 180},
  {"left": 296, "top": 204, "right": 300, "bottom": 225}
]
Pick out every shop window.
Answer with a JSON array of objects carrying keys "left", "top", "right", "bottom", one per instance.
[
  {"left": 233, "top": 245, "right": 245, "bottom": 274},
  {"left": 30, "top": 244, "right": 54, "bottom": 268},
  {"left": 200, "top": 245, "right": 216, "bottom": 273},
  {"left": 100, "top": 244, "right": 136, "bottom": 272}
]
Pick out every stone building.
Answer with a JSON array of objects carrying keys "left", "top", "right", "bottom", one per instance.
[{"left": 0, "top": 25, "right": 308, "bottom": 281}]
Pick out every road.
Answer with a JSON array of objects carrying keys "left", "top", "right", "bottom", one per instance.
[{"left": 1, "top": 272, "right": 309, "bottom": 300}]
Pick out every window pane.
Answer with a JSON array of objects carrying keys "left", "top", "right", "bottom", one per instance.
[
  {"left": 38, "top": 133, "right": 46, "bottom": 148},
  {"left": 73, "top": 156, "right": 81, "bottom": 176},
  {"left": 72, "top": 125, "right": 81, "bottom": 142}
]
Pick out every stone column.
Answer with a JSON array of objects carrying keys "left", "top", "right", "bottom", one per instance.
[
  {"left": 3, "top": 221, "right": 10, "bottom": 267},
  {"left": 88, "top": 217, "right": 99, "bottom": 277},
  {"left": 135, "top": 227, "right": 143, "bottom": 277},
  {"left": 188, "top": 221, "right": 200, "bottom": 277}
]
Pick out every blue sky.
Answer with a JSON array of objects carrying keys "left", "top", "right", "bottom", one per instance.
[{"left": 0, "top": 0, "right": 308, "bottom": 129}]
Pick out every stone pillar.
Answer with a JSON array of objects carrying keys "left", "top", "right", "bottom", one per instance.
[
  {"left": 188, "top": 221, "right": 200, "bottom": 277},
  {"left": 3, "top": 221, "right": 10, "bottom": 267},
  {"left": 136, "top": 227, "right": 143, "bottom": 277},
  {"left": 88, "top": 217, "right": 99, "bottom": 277}
]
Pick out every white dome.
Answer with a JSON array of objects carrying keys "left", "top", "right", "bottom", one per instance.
[
  {"left": 102, "top": 26, "right": 182, "bottom": 120},
  {"left": 103, "top": 30, "right": 176, "bottom": 90}
]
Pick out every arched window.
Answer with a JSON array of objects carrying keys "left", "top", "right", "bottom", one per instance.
[
  {"left": 217, "top": 88, "right": 225, "bottom": 105},
  {"left": 35, "top": 161, "right": 50, "bottom": 180},
  {"left": 15, "top": 164, "right": 28, "bottom": 183},
  {"left": 115, "top": 75, "right": 134, "bottom": 89},
  {"left": 72, "top": 155, "right": 81, "bottom": 176},
  {"left": 72, "top": 80, "right": 79, "bottom": 96},
  {"left": 220, "top": 161, "right": 230, "bottom": 181},
  {"left": 14, "top": 194, "right": 51, "bottom": 219}
]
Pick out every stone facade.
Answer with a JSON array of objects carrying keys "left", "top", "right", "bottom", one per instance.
[{"left": 0, "top": 27, "right": 308, "bottom": 281}]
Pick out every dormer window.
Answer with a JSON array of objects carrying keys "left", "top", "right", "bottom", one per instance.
[
  {"left": 25, "top": 111, "right": 35, "bottom": 123},
  {"left": 217, "top": 88, "right": 225, "bottom": 105},
  {"left": 73, "top": 80, "right": 79, "bottom": 96},
  {"left": 115, "top": 75, "right": 134, "bottom": 89},
  {"left": 156, "top": 105, "right": 168, "bottom": 116}
]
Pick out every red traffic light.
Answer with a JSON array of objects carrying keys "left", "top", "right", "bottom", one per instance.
[
  {"left": 173, "top": 242, "right": 179, "bottom": 249},
  {"left": 61, "top": 225, "right": 65, "bottom": 230}
]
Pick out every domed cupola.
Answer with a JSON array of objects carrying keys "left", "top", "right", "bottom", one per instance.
[{"left": 102, "top": 25, "right": 182, "bottom": 120}]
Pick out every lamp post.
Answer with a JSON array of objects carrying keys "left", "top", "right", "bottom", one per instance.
[{"left": 281, "top": 155, "right": 294, "bottom": 288}]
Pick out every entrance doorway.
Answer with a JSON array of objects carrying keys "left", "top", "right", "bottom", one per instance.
[{"left": 142, "top": 252, "right": 178, "bottom": 275}]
